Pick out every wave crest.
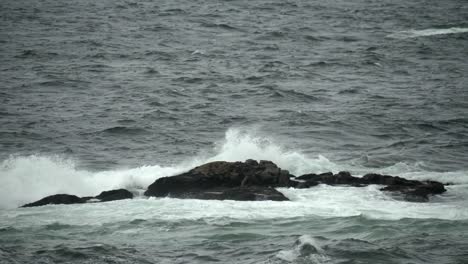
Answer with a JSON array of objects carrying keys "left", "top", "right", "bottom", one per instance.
[{"left": 388, "top": 27, "right": 468, "bottom": 39}]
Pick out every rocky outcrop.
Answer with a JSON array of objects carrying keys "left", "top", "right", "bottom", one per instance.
[
  {"left": 379, "top": 180, "right": 446, "bottom": 202},
  {"left": 21, "top": 189, "right": 134, "bottom": 208},
  {"left": 22, "top": 160, "right": 448, "bottom": 206},
  {"left": 293, "top": 171, "right": 446, "bottom": 201},
  {"left": 144, "top": 159, "right": 292, "bottom": 201},
  {"left": 145, "top": 160, "right": 446, "bottom": 202},
  {"left": 94, "top": 189, "right": 133, "bottom": 202},
  {"left": 21, "top": 194, "right": 84, "bottom": 207}
]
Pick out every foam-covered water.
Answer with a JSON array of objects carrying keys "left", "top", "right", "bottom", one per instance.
[
  {"left": 3, "top": 128, "right": 467, "bottom": 211},
  {"left": 1, "top": 0, "right": 468, "bottom": 263}
]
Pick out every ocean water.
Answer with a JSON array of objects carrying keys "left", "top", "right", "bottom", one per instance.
[{"left": 1, "top": 0, "right": 468, "bottom": 263}]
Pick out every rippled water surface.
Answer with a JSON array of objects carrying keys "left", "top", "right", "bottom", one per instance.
[{"left": 1, "top": 0, "right": 468, "bottom": 263}]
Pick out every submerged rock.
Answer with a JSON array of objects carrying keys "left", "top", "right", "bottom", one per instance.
[
  {"left": 144, "top": 160, "right": 293, "bottom": 201},
  {"left": 21, "top": 189, "right": 134, "bottom": 208}
]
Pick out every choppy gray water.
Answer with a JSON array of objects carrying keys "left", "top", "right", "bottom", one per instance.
[{"left": 1, "top": 0, "right": 468, "bottom": 263}]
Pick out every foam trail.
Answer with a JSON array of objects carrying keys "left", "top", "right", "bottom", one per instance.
[{"left": 388, "top": 27, "right": 468, "bottom": 39}]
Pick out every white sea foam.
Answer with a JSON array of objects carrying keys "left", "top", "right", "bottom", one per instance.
[
  {"left": 0, "top": 128, "right": 467, "bottom": 222},
  {"left": 388, "top": 27, "right": 468, "bottom": 39},
  {"left": 0, "top": 128, "right": 339, "bottom": 209},
  {"left": 3, "top": 184, "right": 467, "bottom": 230},
  {"left": 0, "top": 155, "right": 190, "bottom": 209}
]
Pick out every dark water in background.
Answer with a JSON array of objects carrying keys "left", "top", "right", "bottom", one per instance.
[
  {"left": 1, "top": 0, "right": 467, "bottom": 171},
  {"left": 1, "top": 0, "right": 468, "bottom": 263}
]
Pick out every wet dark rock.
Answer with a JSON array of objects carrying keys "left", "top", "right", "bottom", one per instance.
[
  {"left": 296, "top": 173, "right": 318, "bottom": 181},
  {"left": 297, "top": 171, "right": 359, "bottom": 185},
  {"left": 21, "top": 194, "right": 84, "bottom": 207},
  {"left": 95, "top": 189, "right": 133, "bottom": 202},
  {"left": 144, "top": 160, "right": 294, "bottom": 201},
  {"left": 291, "top": 180, "right": 319, "bottom": 189},
  {"left": 380, "top": 180, "right": 446, "bottom": 202},
  {"left": 24, "top": 161, "right": 447, "bottom": 206},
  {"left": 361, "top": 173, "right": 420, "bottom": 186},
  {"left": 21, "top": 189, "right": 134, "bottom": 208},
  {"left": 296, "top": 171, "right": 447, "bottom": 201},
  {"left": 145, "top": 160, "right": 446, "bottom": 202}
]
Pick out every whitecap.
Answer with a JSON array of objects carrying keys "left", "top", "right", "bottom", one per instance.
[{"left": 387, "top": 27, "right": 468, "bottom": 39}]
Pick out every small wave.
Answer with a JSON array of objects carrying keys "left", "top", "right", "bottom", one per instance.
[
  {"left": 143, "top": 50, "right": 174, "bottom": 60},
  {"left": 159, "top": 8, "right": 187, "bottom": 16},
  {"left": 337, "top": 87, "right": 362, "bottom": 95},
  {"left": 172, "top": 76, "right": 204, "bottom": 84},
  {"left": 144, "top": 67, "right": 159, "bottom": 75},
  {"left": 200, "top": 22, "right": 239, "bottom": 31},
  {"left": 388, "top": 27, "right": 468, "bottom": 39},
  {"left": 304, "top": 35, "right": 327, "bottom": 41},
  {"left": 276, "top": 235, "right": 331, "bottom": 263},
  {"left": 14, "top": 49, "right": 38, "bottom": 58},
  {"left": 269, "top": 88, "right": 319, "bottom": 102},
  {"left": 255, "top": 31, "right": 287, "bottom": 40},
  {"left": 37, "top": 80, "right": 65, "bottom": 87},
  {"left": 100, "top": 126, "right": 147, "bottom": 135},
  {"left": 35, "top": 243, "right": 122, "bottom": 261},
  {"left": 45, "top": 222, "right": 75, "bottom": 230}
]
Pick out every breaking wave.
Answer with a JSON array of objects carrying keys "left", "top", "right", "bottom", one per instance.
[{"left": 0, "top": 128, "right": 467, "bottom": 212}]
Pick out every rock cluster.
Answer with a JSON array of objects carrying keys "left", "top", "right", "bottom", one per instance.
[
  {"left": 22, "top": 159, "right": 447, "bottom": 207},
  {"left": 292, "top": 171, "right": 446, "bottom": 202}
]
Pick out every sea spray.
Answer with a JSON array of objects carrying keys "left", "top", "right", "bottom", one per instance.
[
  {"left": 1, "top": 128, "right": 467, "bottom": 210},
  {"left": 0, "top": 128, "right": 339, "bottom": 208}
]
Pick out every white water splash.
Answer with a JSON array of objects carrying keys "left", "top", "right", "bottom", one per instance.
[
  {"left": 1, "top": 128, "right": 467, "bottom": 216},
  {"left": 0, "top": 128, "right": 337, "bottom": 208}
]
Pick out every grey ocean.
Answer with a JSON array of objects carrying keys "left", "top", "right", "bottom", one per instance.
[{"left": 1, "top": 0, "right": 468, "bottom": 263}]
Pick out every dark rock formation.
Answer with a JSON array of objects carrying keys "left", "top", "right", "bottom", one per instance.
[
  {"left": 22, "top": 160, "right": 447, "bottom": 206},
  {"left": 144, "top": 160, "right": 293, "bottom": 201},
  {"left": 295, "top": 171, "right": 446, "bottom": 201},
  {"left": 94, "top": 189, "right": 133, "bottom": 202},
  {"left": 21, "top": 194, "right": 84, "bottom": 207},
  {"left": 21, "top": 189, "right": 134, "bottom": 208},
  {"left": 380, "top": 180, "right": 446, "bottom": 202},
  {"left": 145, "top": 160, "right": 446, "bottom": 202}
]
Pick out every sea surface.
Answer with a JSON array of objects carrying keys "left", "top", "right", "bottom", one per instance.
[{"left": 1, "top": 0, "right": 468, "bottom": 263}]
